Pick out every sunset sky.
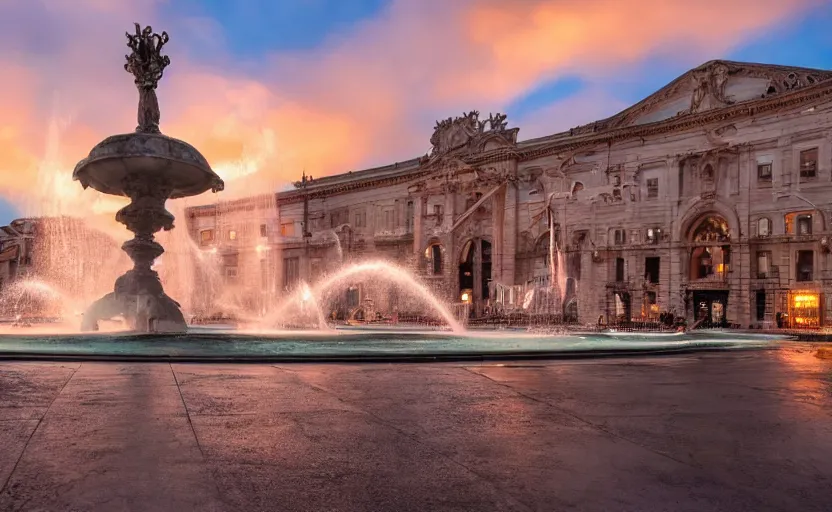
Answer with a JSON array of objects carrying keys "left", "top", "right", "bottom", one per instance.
[{"left": 1, "top": 0, "right": 831, "bottom": 225}]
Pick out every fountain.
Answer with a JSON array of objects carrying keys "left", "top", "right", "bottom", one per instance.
[{"left": 72, "top": 24, "right": 224, "bottom": 333}]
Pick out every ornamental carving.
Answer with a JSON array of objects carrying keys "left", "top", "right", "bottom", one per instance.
[
  {"left": 687, "top": 62, "right": 733, "bottom": 114},
  {"left": 429, "top": 111, "right": 517, "bottom": 156},
  {"left": 761, "top": 70, "right": 827, "bottom": 97},
  {"left": 570, "top": 61, "right": 832, "bottom": 135},
  {"left": 125, "top": 24, "right": 171, "bottom": 134},
  {"left": 692, "top": 216, "right": 730, "bottom": 243}
]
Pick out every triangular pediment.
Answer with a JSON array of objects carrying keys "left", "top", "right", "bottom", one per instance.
[{"left": 571, "top": 61, "right": 832, "bottom": 134}]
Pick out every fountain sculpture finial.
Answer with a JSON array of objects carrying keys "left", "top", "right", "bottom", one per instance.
[{"left": 124, "top": 23, "right": 170, "bottom": 134}]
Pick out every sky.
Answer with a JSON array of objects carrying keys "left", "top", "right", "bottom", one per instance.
[{"left": 1, "top": 0, "right": 832, "bottom": 226}]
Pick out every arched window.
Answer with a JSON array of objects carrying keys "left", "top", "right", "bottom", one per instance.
[
  {"left": 688, "top": 215, "right": 731, "bottom": 281},
  {"left": 691, "top": 216, "right": 730, "bottom": 243},
  {"left": 757, "top": 218, "right": 771, "bottom": 237},
  {"left": 424, "top": 243, "right": 443, "bottom": 275}
]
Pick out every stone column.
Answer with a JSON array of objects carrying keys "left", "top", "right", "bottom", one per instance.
[
  {"left": 412, "top": 196, "right": 424, "bottom": 256},
  {"left": 501, "top": 179, "right": 518, "bottom": 287},
  {"left": 473, "top": 239, "right": 482, "bottom": 316},
  {"left": 491, "top": 185, "right": 506, "bottom": 284}
]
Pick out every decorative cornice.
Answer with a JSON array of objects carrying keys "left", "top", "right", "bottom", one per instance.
[
  {"left": 277, "top": 169, "right": 435, "bottom": 205},
  {"left": 566, "top": 60, "right": 832, "bottom": 136},
  {"left": 517, "top": 79, "right": 832, "bottom": 161},
  {"left": 186, "top": 194, "right": 276, "bottom": 218}
]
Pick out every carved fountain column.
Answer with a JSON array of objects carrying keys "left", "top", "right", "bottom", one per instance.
[{"left": 73, "top": 24, "right": 224, "bottom": 333}]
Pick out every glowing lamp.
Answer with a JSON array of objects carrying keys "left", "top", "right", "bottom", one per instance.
[{"left": 461, "top": 292, "right": 470, "bottom": 302}]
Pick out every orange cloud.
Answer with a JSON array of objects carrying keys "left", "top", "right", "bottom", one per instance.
[{"left": 0, "top": 0, "right": 820, "bottom": 221}]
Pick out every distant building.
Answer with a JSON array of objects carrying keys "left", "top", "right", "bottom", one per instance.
[
  {"left": 186, "top": 60, "right": 832, "bottom": 329},
  {"left": 0, "top": 218, "right": 36, "bottom": 289},
  {"left": 0, "top": 216, "right": 125, "bottom": 295}
]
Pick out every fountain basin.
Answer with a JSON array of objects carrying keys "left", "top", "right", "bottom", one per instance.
[
  {"left": 73, "top": 132, "right": 224, "bottom": 198},
  {"left": 0, "top": 329, "right": 785, "bottom": 363}
]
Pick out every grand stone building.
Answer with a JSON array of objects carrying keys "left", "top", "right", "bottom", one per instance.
[{"left": 186, "top": 60, "right": 832, "bottom": 328}]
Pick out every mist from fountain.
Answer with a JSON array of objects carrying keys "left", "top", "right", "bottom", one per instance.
[
  {"left": 0, "top": 278, "right": 71, "bottom": 318},
  {"left": 547, "top": 209, "right": 567, "bottom": 311},
  {"left": 322, "top": 229, "right": 344, "bottom": 262},
  {"left": 262, "top": 260, "right": 464, "bottom": 333},
  {"left": 0, "top": 278, "right": 129, "bottom": 334},
  {"left": 265, "top": 281, "right": 331, "bottom": 331}
]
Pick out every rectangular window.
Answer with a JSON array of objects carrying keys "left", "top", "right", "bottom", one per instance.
[
  {"left": 646, "top": 178, "right": 659, "bottom": 199},
  {"left": 228, "top": 230, "right": 237, "bottom": 241},
  {"left": 259, "top": 224, "right": 267, "bottom": 237},
  {"left": 615, "top": 258, "right": 625, "bottom": 282},
  {"left": 755, "top": 290, "right": 766, "bottom": 321},
  {"left": 614, "top": 229, "right": 626, "bottom": 245},
  {"left": 354, "top": 210, "right": 366, "bottom": 228},
  {"left": 756, "top": 251, "right": 770, "bottom": 278},
  {"left": 279, "top": 223, "right": 295, "bottom": 237},
  {"left": 757, "top": 218, "right": 771, "bottom": 237},
  {"left": 645, "top": 257, "right": 660, "bottom": 284},
  {"left": 432, "top": 245, "right": 442, "bottom": 275},
  {"left": 799, "top": 148, "right": 818, "bottom": 178},
  {"left": 757, "top": 163, "right": 772, "bottom": 182},
  {"left": 199, "top": 229, "right": 214, "bottom": 245},
  {"left": 283, "top": 257, "right": 300, "bottom": 289},
  {"left": 222, "top": 253, "right": 238, "bottom": 268},
  {"left": 330, "top": 208, "right": 349, "bottom": 228},
  {"left": 383, "top": 209, "right": 395, "bottom": 230},
  {"left": 796, "top": 250, "right": 814, "bottom": 282},
  {"left": 797, "top": 215, "right": 812, "bottom": 235},
  {"left": 433, "top": 204, "right": 444, "bottom": 226},
  {"left": 406, "top": 201, "right": 414, "bottom": 233}
]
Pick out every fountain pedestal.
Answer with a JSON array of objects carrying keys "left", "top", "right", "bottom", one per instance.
[{"left": 74, "top": 24, "right": 223, "bottom": 333}]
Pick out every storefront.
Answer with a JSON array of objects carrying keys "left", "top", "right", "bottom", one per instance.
[{"left": 787, "top": 291, "right": 823, "bottom": 328}]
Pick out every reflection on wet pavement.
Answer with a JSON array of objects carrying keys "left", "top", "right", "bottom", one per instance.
[{"left": 0, "top": 345, "right": 829, "bottom": 511}]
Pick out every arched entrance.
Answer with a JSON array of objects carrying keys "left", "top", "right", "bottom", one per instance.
[
  {"left": 458, "top": 238, "right": 492, "bottom": 316},
  {"left": 687, "top": 215, "right": 731, "bottom": 328}
]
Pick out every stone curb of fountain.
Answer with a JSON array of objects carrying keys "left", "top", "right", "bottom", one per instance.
[
  {"left": 0, "top": 344, "right": 774, "bottom": 364},
  {"left": 743, "top": 329, "right": 832, "bottom": 342}
]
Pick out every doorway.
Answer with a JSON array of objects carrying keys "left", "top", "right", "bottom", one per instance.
[
  {"left": 458, "top": 238, "right": 492, "bottom": 315},
  {"left": 692, "top": 290, "right": 729, "bottom": 328}
]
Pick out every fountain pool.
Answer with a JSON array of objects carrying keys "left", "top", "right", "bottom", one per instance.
[{"left": 0, "top": 328, "right": 784, "bottom": 362}]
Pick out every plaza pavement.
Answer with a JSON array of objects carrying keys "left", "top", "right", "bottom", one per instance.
[{"left": 0, "top": 345, "right": 830, "bottom": 511}]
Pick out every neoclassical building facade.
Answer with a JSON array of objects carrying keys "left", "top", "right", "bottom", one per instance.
[{"left": 186, "top": 60, "right": 832, "bottom": 328}]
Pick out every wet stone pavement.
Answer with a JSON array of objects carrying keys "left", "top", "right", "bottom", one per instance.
[{"left": 0, "top": 346, "right": 830, "bottom": 512}]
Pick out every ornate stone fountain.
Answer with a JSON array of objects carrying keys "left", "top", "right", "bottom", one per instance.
[{"left": 73, "top": 24, "right": 224, "bottom": 332}]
